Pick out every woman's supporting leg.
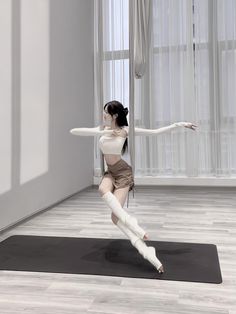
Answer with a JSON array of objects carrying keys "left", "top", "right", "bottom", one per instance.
[{"left": 116, "top": 220, "right": 163, "bottom": 272}]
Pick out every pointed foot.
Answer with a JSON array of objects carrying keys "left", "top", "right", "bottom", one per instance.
[{"left": 158, "top": 265, "right": 164, "bottom": 274}]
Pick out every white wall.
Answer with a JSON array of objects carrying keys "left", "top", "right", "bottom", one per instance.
[{"left": 0, "top": 0, "right": 94, "bottom": 231}]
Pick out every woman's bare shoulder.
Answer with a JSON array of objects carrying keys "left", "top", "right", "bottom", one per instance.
[
  {"left": 111, "top": 126, "right": 129, "bottom": 137},
  {"left": 122, "top": 126, "right": 129, "bottom": 135}
]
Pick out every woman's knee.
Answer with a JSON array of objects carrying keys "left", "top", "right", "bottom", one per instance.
[
  {"left": 98, "top": 176, "right": 114, "bottom": 196},
  {"left": 98, "top": 185, "right": 111, "bottom": 196},
  {"left": 98, "top": 185, "right": 104, "bottom": 196},
  {"left": 111, "top": 213, "right": 119, "bottom": 225}
]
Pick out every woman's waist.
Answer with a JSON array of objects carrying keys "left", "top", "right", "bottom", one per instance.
[
  {"left": 106, "top": 158, "right": 131, "bottom": 171},
  {"left": 104, "top": 154, "right": 122, "bottom": 166}
]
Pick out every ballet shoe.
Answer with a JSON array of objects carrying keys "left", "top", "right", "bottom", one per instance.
[
  {"left": 133, "top": 240, "right": 164, "bottom": 274},
  {"left": 145, "top": 246, "right": 164, "bottom": 273}
]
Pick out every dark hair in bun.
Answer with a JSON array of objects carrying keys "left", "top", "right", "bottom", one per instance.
[{"left": 123, "top": 107, "right": 128, "bottom": 116}]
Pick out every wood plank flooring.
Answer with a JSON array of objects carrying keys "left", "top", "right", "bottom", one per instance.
[{"left": 0, "top": 185, "right": 236, "bottom": 314}]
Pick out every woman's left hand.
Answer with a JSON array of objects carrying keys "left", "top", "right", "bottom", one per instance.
[
  {"left": 174, "top": 122, "right": 197, "bottom": 131},
  {"left": 184, "top": 122, "right": 197, "bottom": 131},
  {"left": 175, "top": 121, "right": 198, "bottom": 130}
]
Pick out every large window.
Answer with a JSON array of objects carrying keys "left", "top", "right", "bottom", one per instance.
[{"left": 95, "top": 0, "right": 236, "bottom": 177}]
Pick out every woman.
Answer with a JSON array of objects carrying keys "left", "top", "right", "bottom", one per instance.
[{"left": 70, "top": 100, "right": 197, "bottom": 274}]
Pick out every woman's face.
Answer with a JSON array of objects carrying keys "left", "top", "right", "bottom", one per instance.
[{"left": 103, "top": 108, "right": 113, "bottom": 124}]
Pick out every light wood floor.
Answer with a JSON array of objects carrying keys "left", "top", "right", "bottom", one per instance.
[{"left": 0, "top": 185, "right": 236, "bottom": 314}]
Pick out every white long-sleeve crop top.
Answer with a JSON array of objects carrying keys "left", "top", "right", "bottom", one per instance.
[
  {"left": 70, "top": 122, "right": 192, "bottom": 155},
  {"left": 98, "top": 127, "right": 127, "bottom": 155}
]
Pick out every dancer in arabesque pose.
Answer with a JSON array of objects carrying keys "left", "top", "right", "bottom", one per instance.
[{"left": 70, "top": 100, "right": 197, "bottom": 274}]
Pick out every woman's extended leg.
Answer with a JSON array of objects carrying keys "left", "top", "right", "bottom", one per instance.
[
  {"left": 112, "top": 187, "right": 148, "bottom": 240},
  {"left": 100, "top": 187, "right": 147, "bottom": 240}
]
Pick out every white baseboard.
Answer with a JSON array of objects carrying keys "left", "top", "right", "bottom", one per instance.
[{"left": 94, "top": 176, "right": 236, "bottom": 187}]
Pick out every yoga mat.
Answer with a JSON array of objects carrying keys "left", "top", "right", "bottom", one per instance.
[{"left": 0, "top": 235, "right": 222, "bottom": 283}]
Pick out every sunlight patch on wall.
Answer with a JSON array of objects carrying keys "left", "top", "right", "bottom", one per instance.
[{"left": 20, "top": 0, "right": 49, "bottom": 184}]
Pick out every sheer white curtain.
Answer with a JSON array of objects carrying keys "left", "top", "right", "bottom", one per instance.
[
  {"left": 94, "top": 0, "right": 236, "bottom": 178},
  {"left": 148, "top": 0, "right": 196, "bottom": 177},
  {"left": 194, "top": 0, "right": 236, "bottom": 176}
]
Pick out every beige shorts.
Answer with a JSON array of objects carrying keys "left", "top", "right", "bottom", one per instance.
[{"left": 100, "top": 159, "right": 134, "bottom": 192}]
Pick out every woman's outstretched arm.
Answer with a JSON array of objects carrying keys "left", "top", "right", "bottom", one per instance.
[
  {"left": 123, "top": 122, "right": 197, "bottom": 136},
  {"left": 70, "top": 126, "right": 114, "bottom": 137}
]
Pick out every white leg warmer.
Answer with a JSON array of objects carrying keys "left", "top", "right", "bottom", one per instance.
[
  {"left": 102, "top": 191, "right": 146, "bottom": 239},
  {"left": 116, "top": 220, "right": 163, "bottom": 272}
]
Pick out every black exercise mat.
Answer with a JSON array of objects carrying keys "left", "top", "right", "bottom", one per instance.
[{"left": 0, "top": 235, "right": 222, "bottom": 283}]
